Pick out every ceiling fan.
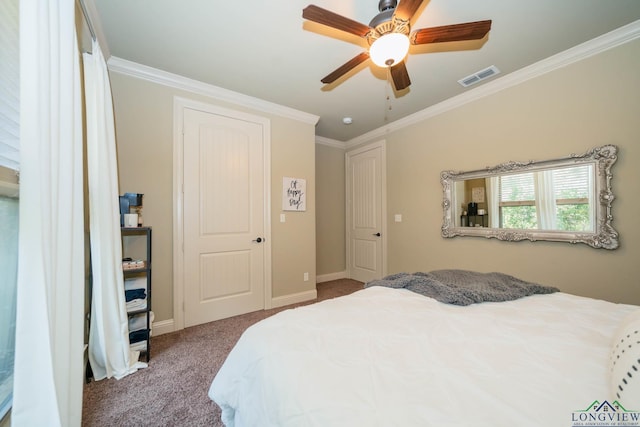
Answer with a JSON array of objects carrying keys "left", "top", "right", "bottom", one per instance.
[{"left": 302, "top": 0, "right": 492, "bottom": 90}]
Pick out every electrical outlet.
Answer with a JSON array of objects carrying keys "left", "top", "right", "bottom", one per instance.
[{"left": 304, "top": 272, "right": 309, "bottom": 281}]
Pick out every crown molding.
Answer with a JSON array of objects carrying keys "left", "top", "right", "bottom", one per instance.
[
  {"left": 107, "top": 56, "right": 320, "bottom": 126},
  {"left": 315, "top": 136, "right": 347, "bottom": 149},
  {"left": 346, "top": 19, "right": 640, "bottom": 148}
]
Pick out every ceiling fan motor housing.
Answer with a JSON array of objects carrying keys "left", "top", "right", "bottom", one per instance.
[
  {"left": 378, "top": 0, "right": 397, "bottom": 12},
  {"left": 368, "top": 0, "right": 410, "bottom": 45},
  {"left": 369, "top": 10, "right": 395, "bottom": 33}
]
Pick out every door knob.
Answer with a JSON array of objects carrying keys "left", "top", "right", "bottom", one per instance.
[
  {"left": 252, "top": 237, "right": 263, "bottom": 243},
  {"left": 373, "top": 232, "right": 381, "bottom": 237}
]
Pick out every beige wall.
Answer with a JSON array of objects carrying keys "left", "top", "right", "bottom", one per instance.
[
  {"left": 270, "top": 119, "right": 317, "bottom": 298},
  {"left": 315, "top": 144, "right": 346, "bottom": 276},
  {"left": 109, "top": 72, "right": 316, "bottom": 322},
  {"left": 380, "top": 38, "right": 640, "bottom": 305}
]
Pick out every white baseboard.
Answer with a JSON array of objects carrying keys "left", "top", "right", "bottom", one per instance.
[
  {"left": 151, "top": 289, "right": 318, "bottom": 332},
  {"left": 316, "top": 271, "right": 348, "bottom": 283},
  {"left": 153, "top": 287, "right": 325, "bottom": 332},
  {"left": 152, "top": 319, "right": 175, "bottom": 336},
  {"left": 271, "top": 289, "right": 317, "bottom": 308}
]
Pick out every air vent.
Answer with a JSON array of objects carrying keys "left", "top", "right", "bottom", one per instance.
[{"left": 458, "top": 65, "right": 500, "bottom": 87}]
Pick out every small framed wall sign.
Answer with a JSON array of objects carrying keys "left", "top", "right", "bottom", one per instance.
[
  {"left": 283, "top": 177, "right": 306, "bottom": 211},
  {"left": 472, "top": 187, "right": 485, "bottom": 203}
]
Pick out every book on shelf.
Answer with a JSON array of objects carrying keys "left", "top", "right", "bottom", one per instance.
[{"left": 122, "top": 259, "right": 145, "bottom": 270}]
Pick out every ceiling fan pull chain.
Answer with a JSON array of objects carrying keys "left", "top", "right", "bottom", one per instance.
[{"left": 384, "top": 69, "right": 392, "bottom": 123}]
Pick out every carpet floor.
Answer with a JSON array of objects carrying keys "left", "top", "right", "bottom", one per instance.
[{"left": 82, "top": 279, "right": 364, "bottom": 426}]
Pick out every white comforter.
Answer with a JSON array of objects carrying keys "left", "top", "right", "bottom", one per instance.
[{"left": 209, "top": 286, "right": 637, "bottom": 427}]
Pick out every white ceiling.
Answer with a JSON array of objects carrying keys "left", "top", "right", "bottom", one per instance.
[{"left": 91, "top": 0, "right": 640, "bottom": 142}]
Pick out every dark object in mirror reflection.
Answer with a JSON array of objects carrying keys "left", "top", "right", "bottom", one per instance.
[{"left": 467, "top": 202, "right": 478, "bottom": 215}]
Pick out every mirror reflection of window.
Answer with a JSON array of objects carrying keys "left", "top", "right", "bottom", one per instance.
[{"left": 488, "top": 165, "right": 593, "bottom": 232}]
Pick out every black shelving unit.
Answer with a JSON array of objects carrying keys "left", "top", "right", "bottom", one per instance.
[
  {"left": 461, "top": 214, "right": 488, "bottom": 227},
  {"left": 121, "top": 226, "right": 152, "bottom": 362}
]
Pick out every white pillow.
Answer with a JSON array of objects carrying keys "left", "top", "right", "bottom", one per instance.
[{"left": 610, "top": 309, "right": 640, "bottom": 408}]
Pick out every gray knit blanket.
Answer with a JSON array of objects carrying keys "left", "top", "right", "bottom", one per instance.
[{"left": 364, "top": 270, "right": 559, "bottom": 306}]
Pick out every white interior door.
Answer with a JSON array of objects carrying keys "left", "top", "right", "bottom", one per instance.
[
  {"left": 182, "top": 107, "right": 266, "bottom": 327},
  {"left": 346, "top": 142, "right": 386, "bottom": 283}
]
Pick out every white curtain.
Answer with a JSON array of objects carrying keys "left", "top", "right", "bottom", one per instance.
[
  {"left": 534, "top": 170, "right": 557, "bottom": 230},
  {"left": 12, "top": 0, "right": 84, "bottom": 425},
  {"left": 84, "top": 39, "right": 146, "bottom": 380},
  {"left": 587, "top": 165, "right": 595, "bottom": 232},
  {"left": 486, "top": 176, "right": 500, "bottom": 228}
]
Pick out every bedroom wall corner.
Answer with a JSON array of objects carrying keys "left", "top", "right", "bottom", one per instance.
[
  {"left": 315, "top": 143, "right": 346, "bottom": 277},
  {"left": 270, "top": 118, "right": 317, "bottom": 299}
]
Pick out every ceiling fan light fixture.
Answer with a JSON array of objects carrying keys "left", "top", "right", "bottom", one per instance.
[{"left": 369, "top": 33, "right": 409, "bottom": 68}]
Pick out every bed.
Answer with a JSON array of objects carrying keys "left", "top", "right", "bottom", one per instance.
[{"left": 209, "top": 270, "right": 640, "bottom": 427}]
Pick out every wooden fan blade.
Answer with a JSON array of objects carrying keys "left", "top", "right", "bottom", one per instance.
[
  {"left": 390, "top": 61, "right": 411, "bottom": 90},
  {"left": 394, "top": 0, "right": 426, "bottom": 22},
  {"left": 321, "top": 52, "right": 370, "bottom": 84},
  {"left": 303, "top": 5, "right": 372, "bottom": 37},
  {"left": 411, "top": 20, "right": 492, "bottom": 45}
]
